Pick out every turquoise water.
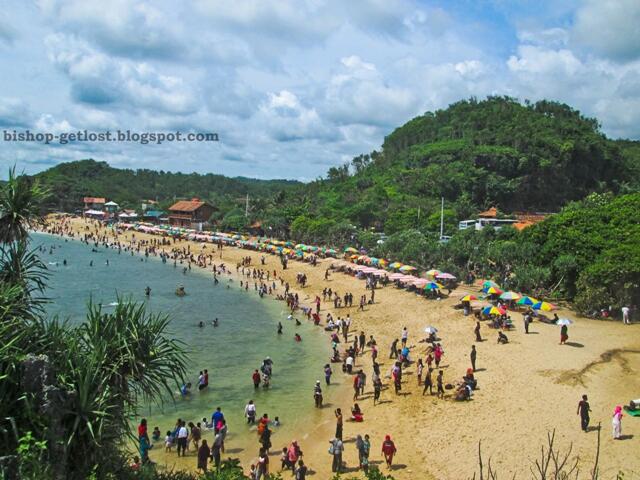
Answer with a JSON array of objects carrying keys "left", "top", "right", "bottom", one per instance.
[{"left": 34, "top": 233, "right": 333, "bottom": 452}]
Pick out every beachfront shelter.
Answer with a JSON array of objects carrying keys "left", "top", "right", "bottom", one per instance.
[{"left": 168, "top": 198, "right": 215, "bottom": 229}]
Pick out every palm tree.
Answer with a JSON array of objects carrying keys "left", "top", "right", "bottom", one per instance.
[{"left": 0, "top": 167, "right": 48, "bottom": 244}]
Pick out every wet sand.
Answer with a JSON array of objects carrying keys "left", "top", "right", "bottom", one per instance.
[{"left": 51, "top": 217, "right": 640, "bottom": 479}]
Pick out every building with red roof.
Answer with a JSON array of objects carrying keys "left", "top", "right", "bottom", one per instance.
[{"left": 168, "top": 198, "right": 215, "bottom": 228}]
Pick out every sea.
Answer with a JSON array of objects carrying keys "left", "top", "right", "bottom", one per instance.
[{"left": 33, "top": 232, "right": 334, "bottom": 455}]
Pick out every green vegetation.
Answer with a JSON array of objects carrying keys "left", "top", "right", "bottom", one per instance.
[
  {"left": 34, "top": 158, "right": 300, "bottom": 216},
  {"left": 30, "top": 97, "right": 640, "bottom": 313},
  {"left": 0, "top": 171, "right": 189, "bottom": 479},
  {"left": 364, "top": 192, "right": 639, "bottom": 315}
]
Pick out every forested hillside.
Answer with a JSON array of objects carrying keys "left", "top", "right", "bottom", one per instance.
[
  {"left": 34, "top": 159, "right": 300, "bottom": 217},
  {"left": 286, "top": 97, "right": 639, "bottom": 241},
  {"left": 32, "top": 97, "right": 639, "bottom": 242}
]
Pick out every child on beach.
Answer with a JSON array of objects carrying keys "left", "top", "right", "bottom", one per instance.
[{"left": 165, "top": 431, "right": 174, "bottom": 452}]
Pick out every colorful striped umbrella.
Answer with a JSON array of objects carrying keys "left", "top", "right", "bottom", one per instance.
[
  {"left": 399, "top": 265, "right": 417, "bottom": 272},
  {"left": 517, "top": 296, "right": 538, "bottom": 306},
  {"left": 344, "top": 247, "right": 358, "bottom": 253},
  {"left": 484, "top": 286, "right": 503, "bottom": 295},
  {"left": 436, "top": 272, "right": 456, "bottom": 280},
  {"left": 500, "top": 291, "right": 522, "bottom": 301},
  {"left": 426, "top": 269, "right": 441, "bottom": 277},
  {"left": 482, "top": 305, "right": 506, "bottom": 316},
  {"left": 461, "top": 294, "right": 478, "bottom": 302},
  {"left": 482, "top": 280, "right": 500, "bottom": 289},
  {"left": 424, "top": 282, "right": 444, "bottom": 290},
  {"left": 533, "top": 301, "right": 556, "bottom": 311}
]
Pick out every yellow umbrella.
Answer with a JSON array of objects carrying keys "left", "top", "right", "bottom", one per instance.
[{"left": 426, "top": 269, "right": 440, "bottom": 277}]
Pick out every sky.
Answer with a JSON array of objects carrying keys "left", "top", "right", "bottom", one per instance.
[{"left": 1, "top": 0, "right": 639, "bottom": 180}]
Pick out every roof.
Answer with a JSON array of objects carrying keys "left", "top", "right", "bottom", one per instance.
[
  {"left": 169, "top": 199, "right": 209, "bottom": 212},
  {"left": 478, "top": 207, "right": 498, "bottom": 218},
  {"left": 144, "top": 210, "right": 165, "bottom": 218},
  {"left": 84, "top": 209, "right": 104, "bottom": 215},
  {"left": 513, "top": 221, "right": 534, "bottom": 231},
  {"left": 83, "top": 197, "right": 105, "bottom": 204},
  {"left": 105, "top": 201, "right": 119, "bottom": 206}
]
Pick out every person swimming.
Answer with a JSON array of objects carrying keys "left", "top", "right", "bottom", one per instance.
[
  {"left": 294, "top": 333, "right": 302, "bottom": 342},
  {"left": 213, "top": 318, "right": 219, "bottom": 327},
  {"left": 145, "top": 286, "right": 151, "bottom": 296},
  {"left": 295, "top": 318, "right": 302, "bottom": 326},
  {"left": 277, "top": 322, "right": 283, "bottom": 334},
  {"left": 198, "top": 321, "right": 204, "bottom": 328}
]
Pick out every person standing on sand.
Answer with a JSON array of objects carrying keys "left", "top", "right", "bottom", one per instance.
[
  {"left": 335, "top": 408, "right": 343, "bottom": 439},
  {"left": 621, "top": 306, "right": 630, "bottom": 324},
  {"left": 389, "top": 338, "right": 399, "bottom": 359},
  {"left": 381, "top": 435, "right": 397, "bottom": 468},
  {"left": 436, "top": 370, "right": 444, "bottom": 398},
  {"left": 577, "top": 395, "right": 591, "bottom": 432},
  {"left": 401, "top": 327, "right": 408, "bottom": 347},
  {"left": 612, "top": 405, "right": 623, "bottom": 439},
  {"left": 373, "top": 377, "right": 382, "bottom": 405},
  {"left": 523, "top": 313, "right": 531, "bottom": 333},
  {"left": 560, "top": 324, "right": 569, "bottom": 345},
  {"left": 470, "top": 345, "right": 477, "bottom": 372},
  {"left": 330, "top": 437, "right": 344, "bottom": 473},
  {"left": 314, "top": 381, "right": 323, "bottom": 408},
  {"left": 475, "top": 321, "right": 482, "bottom": 342},
  {"left": 197, "top": 439, "right": 210, "bottom": 473},
  {"left": 416, "top": 359, "right": 424, "bottom": 385},
  {"left": 422, "top": 368, "right": 434, "bottom": 395}
]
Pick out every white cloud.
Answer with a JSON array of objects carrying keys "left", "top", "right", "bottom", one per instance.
[
  {"left": 323, "top": 55, "right": 416, "bottom": 127},
  {"left": 572, "top": 0, "right": 640, "bottom": 61},
  {"left": 45, "top": 33, "right": 199, "bottom": 115},
  {"left": 0, "top": 98, "right": 34, "bottom": 128}
]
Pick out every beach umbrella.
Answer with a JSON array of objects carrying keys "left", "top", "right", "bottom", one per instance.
[
  {"left": 426, "top": 269, "right": 441, "bottom": 277},
  {"left": 483, "top": 286, "right": 503, "bottom": 295},
  {"left": 500, "top": 291, "right": 522, "bottom": 301},
  {"left": 517, "top": 296, "right": 538, "bottom": 306},
  {"left": 399, "top": 275, "right": 418, "bottom": 283},
  {"left": 362, "top": 267, "right": 378, "bottom": 273},
  {"left": 556, "top": 318, "right": 573, "bottom": 326},
  {"left": 412, "top": 278, "right": 429, "bottom": 286},
  {"left": 533, "top": 301, "right": 556, "bottom": 311},
  {"left": 461, "top": 294, "right": 478, "bottom": 302},
  {"left": 424, "top": 326, "right": 438, "bottom": 334},
  {"left": 482, "top": 280, "right": 500, "bottom": 289},
  {"left": 482, "top": 305, "right": 506, "bottom": 316},
  {"left": 389, "top": 262, "right": 403, "bottom": 269},
  {"left": 399, "top": 265, "right": 417, "bottom": 272},
  {"left": 389, "top": 273, "right": 405, "bottom": 280},
  {"left": 378, "top": 259, "right": 388, "bottom": 267},
  {"left": 344, "top": 247, "right": 358, "bottom": 253},
  {"left": 436, "top": 272, "right": 456, "bottom": 280},
  {"left": 372, "top": 270, "right": 388, "bottom": 277},
  {"left": 424, "top": 282, "right": 444, "bottom": 290}
]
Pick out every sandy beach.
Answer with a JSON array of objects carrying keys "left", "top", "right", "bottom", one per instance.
[{"left": 48, "top": 217, "right": 640, "bottom": 479}]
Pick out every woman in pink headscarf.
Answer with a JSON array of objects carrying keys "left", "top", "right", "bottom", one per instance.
[
  {"left": 287, "top": 440, "right": 302, "bottom": 472},
  {"left": 612, "top": 405, "right": 623, "bottom": 439},
  {"left": 381, "top": 435, "right": 397, "bottom": 468}
]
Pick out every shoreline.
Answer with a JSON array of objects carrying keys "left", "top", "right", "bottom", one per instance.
[{"left": 42, "top": 217, "right": 640, "bottom": 479}]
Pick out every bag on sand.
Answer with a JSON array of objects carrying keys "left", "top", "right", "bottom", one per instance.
[{"left": 328, "top": 444, "right": 335, "bottom": 455}]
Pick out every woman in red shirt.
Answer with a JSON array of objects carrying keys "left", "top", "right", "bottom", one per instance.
[{"left": 381, "top": 435, "right": 397, "bottom": 468}]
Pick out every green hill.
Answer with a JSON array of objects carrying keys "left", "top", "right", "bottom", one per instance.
[
  {"left": 34, "top": 159, "right": 300, "bottom": 216},
  {"left": 287, "top": 97, "right": 639, "bottom": 240}
]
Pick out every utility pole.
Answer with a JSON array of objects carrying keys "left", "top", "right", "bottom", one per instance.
[
  {"left": 245, "top": 194, "right": 249, "bottom": 217},
  {"left": 440, "top": 197, "right": 444, "bottom": 239},
  {"left": 417, "top": 206, "right": 421, "bottom": 225}
]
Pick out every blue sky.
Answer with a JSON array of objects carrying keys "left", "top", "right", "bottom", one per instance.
[{"left": 1, "top": 0, "right": 639, "bottom": 180}]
